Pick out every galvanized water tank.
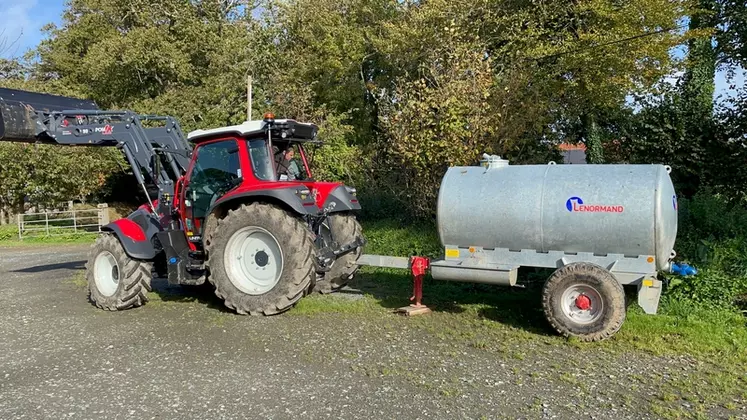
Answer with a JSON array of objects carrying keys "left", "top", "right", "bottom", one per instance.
[{"left": 436, "top": 157, "right": 678, "bottom": 271}]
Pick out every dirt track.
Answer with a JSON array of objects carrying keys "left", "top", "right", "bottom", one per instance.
[{"left": 0, "top": 245, "right": 743, "bottom": 419}]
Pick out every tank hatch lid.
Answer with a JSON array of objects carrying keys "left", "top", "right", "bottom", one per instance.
[{"left": 480, "top": 153, "right": 509, "bottom": 169}]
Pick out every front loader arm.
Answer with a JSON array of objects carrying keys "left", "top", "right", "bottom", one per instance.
[{"left": 0, "top": 87, "right": 192, "bottom": 212}]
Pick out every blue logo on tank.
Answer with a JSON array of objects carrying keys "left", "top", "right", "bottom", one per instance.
[
  {"left": 673, "top": 195, "right": 677, "bottom": 211},
  {"left": 566, "top": 197, "right": 583, "bottom": 212},
  {"left": 566, "top": 196, "right": 625, "bottom": 213}
]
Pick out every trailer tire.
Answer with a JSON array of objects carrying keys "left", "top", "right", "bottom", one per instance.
[
  {"left": 313, "top": 213, "right": 364, "bottom": 294},
  {"left": 86, "top": 233, "right": 153, "bottom": 311},
  {"left": 542, "top": 262, "right": 626, "bottom": 342},
  {"left": 206, "top": 203, "right": 315, "bottom": 315}
]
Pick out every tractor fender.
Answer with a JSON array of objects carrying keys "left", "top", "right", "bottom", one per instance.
[
  {"left": 322, "top": 185, "right": 361, "bottom": 213},
  {"left": 101, "top": 209, "right": 162, "bottom": 260},
  {"left": 208, "top": 187, "right": 318, "bottom": 218}
]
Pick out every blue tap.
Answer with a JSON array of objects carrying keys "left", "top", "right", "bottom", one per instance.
[{"left": 671, "top": 262, "right": 697, "bottom": 276}]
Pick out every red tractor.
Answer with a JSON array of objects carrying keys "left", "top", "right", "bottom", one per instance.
[{"left": 0, "top": 88, "right": 365, "bottom": 314}]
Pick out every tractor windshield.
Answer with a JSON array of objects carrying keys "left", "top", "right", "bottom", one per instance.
[{"left": 186, "top": 139, "right": 242, "bottom": 220}]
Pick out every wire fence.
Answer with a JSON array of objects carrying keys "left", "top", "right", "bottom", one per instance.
[{"left": 16, "top": 204, "right": 110, "bottom": 240}]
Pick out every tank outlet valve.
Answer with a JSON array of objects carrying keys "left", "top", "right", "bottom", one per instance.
[{"left": 670, "top": 262, "right": 697, "bottom": 276}]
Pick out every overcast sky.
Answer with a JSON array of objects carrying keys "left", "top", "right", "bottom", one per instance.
[{"left": 1, "top": 0, "right": 744, "bottom": 102}]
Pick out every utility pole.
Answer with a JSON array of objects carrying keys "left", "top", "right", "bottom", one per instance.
[{"left": 247, "top": 75, "right": 253, "bottom": 121}]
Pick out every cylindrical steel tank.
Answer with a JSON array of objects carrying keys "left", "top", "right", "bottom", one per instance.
[{"left": 436, "top": 158, "right": 678, "bottom": 271}]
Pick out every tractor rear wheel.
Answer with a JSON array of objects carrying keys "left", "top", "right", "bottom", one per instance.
[
  {"left": 85, "top": 233, "right": 153, "bottom": 311},
  {"left": 206, "top": 203, "right": 316, "bottom": 315},
  {"left": 313, "top": 213, "right": 364, "bottom": 294}
]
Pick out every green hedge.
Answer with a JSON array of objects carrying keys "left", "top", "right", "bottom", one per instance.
[{"left": 665, "top": 191, "right": 747, "bottom": 309}]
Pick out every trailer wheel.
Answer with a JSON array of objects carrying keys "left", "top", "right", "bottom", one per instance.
[
  {"left": 206, "top": 203, "right": 315, "bottom": 315},
  {"left": 313, "top": 213, "right": 364, "bottom": 294},
  {"left": 541, "top": 262, "right": 626, "bottom": 342},
  {"left": 85, "top": 233, "right": 153, "bottom": 311}
]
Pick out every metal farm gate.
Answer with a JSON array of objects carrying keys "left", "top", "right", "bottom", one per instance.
[{"left": 16, "top": 204, "right": 110, "bottom": 240}]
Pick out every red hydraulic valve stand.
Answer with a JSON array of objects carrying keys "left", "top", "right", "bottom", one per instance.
[{"left": 397, "top": 256, "right": 432, "bottom": 316}]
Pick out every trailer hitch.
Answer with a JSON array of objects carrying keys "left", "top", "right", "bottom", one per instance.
[
  {"left": 353, "top": 254, "right": 432, "bottom": 316},
  {"left": 316, "top": 236, "right": 367, "bottom": 271}
]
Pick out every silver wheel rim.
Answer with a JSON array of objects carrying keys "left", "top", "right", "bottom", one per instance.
[
  {"left": 94, "top": 251, "right": 120, "bottom": 297},
  {"left": 224, "top": 226, "right": 284, "bottom": 295},
  {"left": 560, "top": 284, "right": 604, "bottom": 324}
]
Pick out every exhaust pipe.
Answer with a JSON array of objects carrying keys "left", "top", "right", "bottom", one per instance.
[{"left": 0, "top": 88, "right": 99, "bottom": 143}]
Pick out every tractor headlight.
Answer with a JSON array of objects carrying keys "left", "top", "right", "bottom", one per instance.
[
  {"left": 346, "top": 187, "right": 357, "bottom": 196},
  {"left": 296, "top": 188, "right": 311, "bottom": 200}
]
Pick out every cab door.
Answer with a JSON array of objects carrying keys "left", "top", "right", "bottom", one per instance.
[{"left": 181, "top": 139, "right": 243, "bottom": 241}]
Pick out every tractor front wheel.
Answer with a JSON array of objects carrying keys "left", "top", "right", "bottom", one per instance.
[
  {"left": 206, "top": 203, "right": 316, "bottom": 315},
  {"left": 85, "top": 233, "right": 153, "bottom": 311}
]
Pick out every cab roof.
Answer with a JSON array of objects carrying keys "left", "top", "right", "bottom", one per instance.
[{"left": 187, "top": 119, "right": 319, "bottom": 144}]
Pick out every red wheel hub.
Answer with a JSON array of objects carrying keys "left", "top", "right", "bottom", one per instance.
[{"left": 575, "top": 294, "right": 592, "bottom": 310}]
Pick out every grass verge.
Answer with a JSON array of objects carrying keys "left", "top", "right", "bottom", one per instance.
[{"left": 0, "top": 224, "right": 97, "bottom": 247}]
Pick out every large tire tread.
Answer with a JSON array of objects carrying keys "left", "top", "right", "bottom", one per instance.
[
  {"left": 206, "top": 203, "right": 316, "bottom": 315},
  {"left": 85, "top": 233, "right": 152, "bottom": 311},
  {"left": 541, "top": 262, "right": 626, "bottom": 342},
  {"left": 313, "top": 213, "right": 364, "bottom": 294}
]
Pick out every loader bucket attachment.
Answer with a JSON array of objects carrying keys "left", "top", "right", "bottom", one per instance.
[{"left": 0, "top": 87, "right": 99, "bottom": 143}]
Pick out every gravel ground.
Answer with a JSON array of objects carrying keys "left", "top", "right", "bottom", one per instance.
[{"left": 0, "top": 245, "right": 744, "bottom": 419}]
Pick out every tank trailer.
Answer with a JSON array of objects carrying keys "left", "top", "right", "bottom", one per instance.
[{"left": 360, "top": 155, "right": 694, "bottom": 342}]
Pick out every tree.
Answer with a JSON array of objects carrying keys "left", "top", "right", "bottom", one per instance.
[
  {"left": 379, "top": 45, "right": 497, "bottom": 217},
  {"left": 617, "top": 0, "right": 747, "bottom": 200},
  {"left": 9, "top": 0, "right": 707, "bottom": 219},
  {"left": 715, "top": 0, "right": 747, "bottom": 67},
  {"left": 371, "top": 0, "right": 685, "bottom": 214},
  {"left": 33, "top": 0, "right": 263, "bottom": 131},
  {"left": 0, "top": 141, "right": 123, "bottom": 224},
  {"left": 0, "top": 62, "right": 124, "bottom": 223}
]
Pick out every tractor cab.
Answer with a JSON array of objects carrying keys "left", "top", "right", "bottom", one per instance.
[
  {"left": 175, "top": 113, "right": 363, "bottom": 297},
  {"left": 183, "top": 113, "right": 360, "bottom": 242},
  {"left": 270, "top": 140, "right": 311, "bottom": 182},
  {"left": 187, "top": 113, "right": 318, "bottom": 184}
]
